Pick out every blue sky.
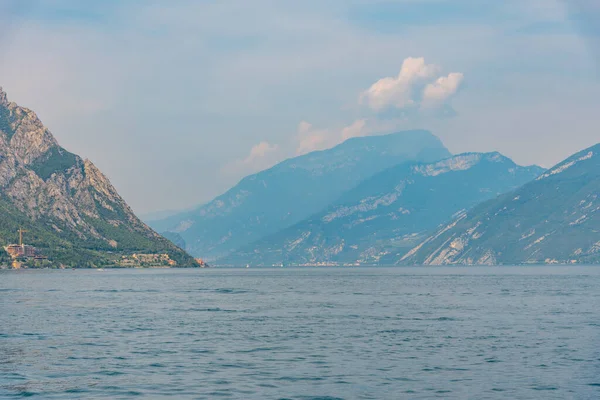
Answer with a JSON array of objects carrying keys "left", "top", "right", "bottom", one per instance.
[{"left": 0, "top": 0, "right": 599, "bottom": 214}]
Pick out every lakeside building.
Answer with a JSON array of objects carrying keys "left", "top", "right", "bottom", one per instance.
[
  {"left": 5, "top": 244, "right": 38, "bottom": 258},
  {"left": 2, "top": 229, "right": 47, "bottom": 269},
  {"left": 119, "top": 253, "right": 178, "bottom": 267}
]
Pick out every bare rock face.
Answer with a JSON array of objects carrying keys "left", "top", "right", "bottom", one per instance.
[
  {"left": 0, "top": 88, "right": 122, "bottom": 240},
  {"left": 0, "top": 87, "right": 194, "bottom": 267}
]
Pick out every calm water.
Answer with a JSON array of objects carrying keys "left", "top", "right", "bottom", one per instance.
[{"left": 1, "top": 267, "right": 600, "bottom": 399}]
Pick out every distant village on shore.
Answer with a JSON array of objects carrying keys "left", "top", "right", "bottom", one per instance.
[{"left": 1, "top": 228, "right": 208, "bottom": 270}]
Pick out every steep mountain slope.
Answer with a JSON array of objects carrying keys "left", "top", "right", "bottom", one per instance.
[
  {"left": 401, "top": 143, "right": 600, "bottom": 265},
  {"left": 150, "top": 130, "right": 451, "bottom": 259},
  {"left": 0, "top": 87, "right": 196, "bottom": 267},
  {"left": 220, "top": 153, "right": 544, "bottom": 266}
]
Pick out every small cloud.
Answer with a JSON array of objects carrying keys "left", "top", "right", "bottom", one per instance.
[
  {"left": 341, "top": 119, "right": 367, "bottom": 140},
  {"left": 422, "top": 72, "right": 464, "bottom": 108},
  {"left": 243, "top": 141, "right": 279, "bottom": 164},
  {"left": 222, "top": 141, "right": 280, "bottom": 175},
  {"left": 296, "top": 121, "right": 331, "bottom": 155},
  {"left": 296, "top": 119, "right": 374, "bottom": 155},
  {"left": 297, "top": 121, "right": 313, "bottom": 135},
  {"left": 361, "top": 57, "right": 464, "bottom": 114},
  {"left": 360, "top": 57, "right": 439, "bottom": 111}
]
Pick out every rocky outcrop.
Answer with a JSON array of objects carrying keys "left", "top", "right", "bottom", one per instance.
[{"left": 0, "top": 87, "right": 195, "bottom": 267}]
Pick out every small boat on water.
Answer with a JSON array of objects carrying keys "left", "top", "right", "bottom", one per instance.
[
  {"left": 97, "top": 268, "right": 105, "bottom": 271},
  {"left": 245, "top": 264, "right": 250, "bottom": 268}
]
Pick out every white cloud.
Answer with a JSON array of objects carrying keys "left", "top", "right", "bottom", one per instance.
[
  {"left": 422, "top": 72, "right": 464, "bottom": 107},
  {"left": 296, "top": 118, "right": 380, "bottom": 155},
  {"left": 227, "top": 120, "right": 366, "bottom": 171},
  {"left": 341, "top": 119, "right": 367, "bottom": 140},
  {"left": 361, "top": 57, "right": 464, "bottom": 113},
  {"left": 243, "top": 141, "right": 279, "bottom": 164},
  {"left": 361, "top": 57, "right": 439, "bottom": 111},
  {"left": 291, "top": 58, "right": 464, "bottom": 158},
  {"left": 296, "top": 121, "right": 331, "bottom": 155},
  {"left": 222, "top": 141, "right": 280, "bottom": 175}
]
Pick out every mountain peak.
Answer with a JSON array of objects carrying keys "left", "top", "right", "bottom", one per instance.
[
  {"left": 0, "top": 87, "right": 58, "bottom": 162},
  {"left": 339, "top": 129, "right": 442, "bottom": 149}
]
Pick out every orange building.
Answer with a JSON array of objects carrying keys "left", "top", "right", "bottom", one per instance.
[{"left": 4, "top": 244, "right": 39, "bottom": 259}]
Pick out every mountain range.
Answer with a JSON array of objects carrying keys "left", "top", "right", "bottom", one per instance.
[
  {"left": 400, "top": 143, "right": 600, "bottom": 265},
  {"left": 149, "top": 130, "right": 451, "bottom": 260},
  {"left": 4, "top": 84, "right": 596, "bottom": 268},
  {"left": 0, "top": 87, "right": 196, "bottom": 268},
  {"left": 220, "top": 152, "right": 544, "bottom": 266}
]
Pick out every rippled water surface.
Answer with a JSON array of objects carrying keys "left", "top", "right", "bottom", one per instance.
[{"left": 2, "top": 266, "right": 600, "bottom": 399}]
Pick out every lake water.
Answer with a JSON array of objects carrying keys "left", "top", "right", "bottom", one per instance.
[{"left": 1, "top": 266, "right": 600, "bottom": 399}]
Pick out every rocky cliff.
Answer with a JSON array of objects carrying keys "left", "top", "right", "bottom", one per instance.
[{"left": 0, "top": 87, "right": 196, "bottom": 267}]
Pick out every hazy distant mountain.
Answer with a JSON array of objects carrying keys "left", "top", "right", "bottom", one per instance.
[
  {"left": 150, "top": 130, "right": 451, "bottom": 259},
  {"left": 0, "top": 87, "right": 196, "bottom": 267},
  {"left": 400, "top": 143, "right": 600, "bottom": 265},
  {"left": 220, "top": 153, "right": 544, "bottom": 266}
]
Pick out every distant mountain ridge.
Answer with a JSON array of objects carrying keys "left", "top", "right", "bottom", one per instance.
[
  {"left": 219, "top": 152, "right": 544, "bottom": 266},
  {"left": 400, "top": 143, "right": 600, "bottom": 265},
  {"left": 150, "top": 130, "right": 452, "bottom": 260},
  {"left": 0, "top": 87, "right": 196, "bottom": 267}
]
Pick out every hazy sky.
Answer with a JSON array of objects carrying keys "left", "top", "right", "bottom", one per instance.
[{"left": 0, "top": 0, "right": 599, "bottom": 214}]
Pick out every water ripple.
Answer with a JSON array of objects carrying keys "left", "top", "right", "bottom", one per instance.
[{"left": 1, "top": 266, "right": 600, "bottom": 399}]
